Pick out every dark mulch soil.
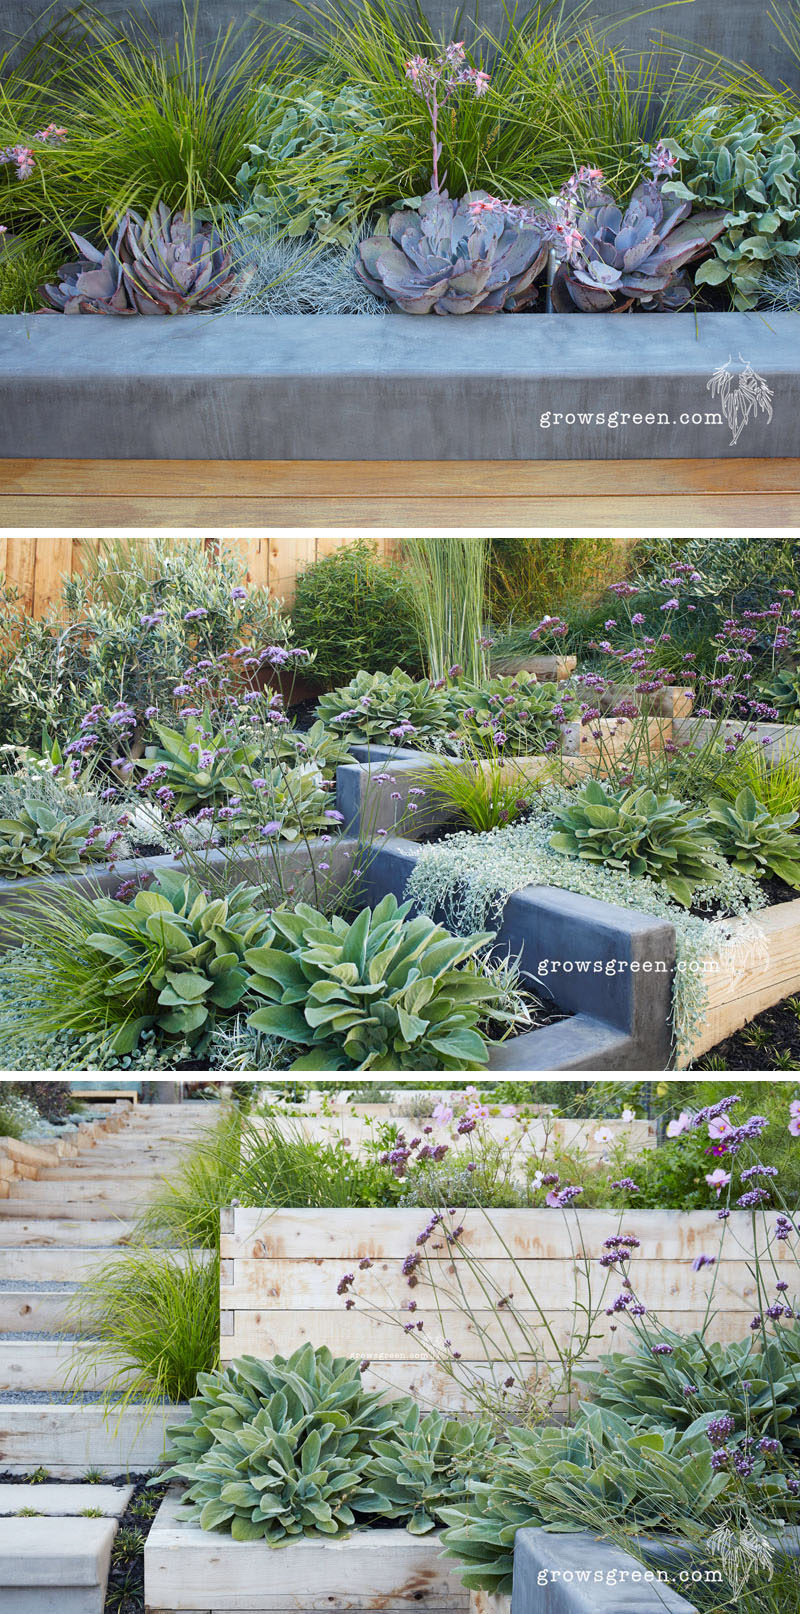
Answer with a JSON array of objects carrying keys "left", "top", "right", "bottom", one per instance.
[
  {"left": 690, "top": 872, "right": 796, "bottom": 920},
  {"left": 690, "top": 996, "right": 800, "bottom": 1072},
  {"left": 0, "top": 1471, "right": 169, "bottom": 1614}
]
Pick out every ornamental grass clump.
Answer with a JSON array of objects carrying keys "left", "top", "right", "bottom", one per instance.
[
  {"left": 245, "top": 892, "right": 501, "bottom": 1069},
  {"left": 157, "top": 1344, "right": 407, "bottom": 1542},
  {"left": 550, "top": 779, "right": 725, "bottom": 907}
]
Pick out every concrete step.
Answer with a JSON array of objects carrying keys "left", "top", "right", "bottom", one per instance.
[
  {"left": 0, "top": 1291, "right": 78, "bottom": 1334},
  {"left": 0, "top": 1337, "right": 136, "bottom": 1393},
  {"left": 0, "top": 1512, "right": 118, "bottom": 1613},
  {"left": 0, "top": 1482, "right": 132, "bottom": 1517},
  {"left": 0, "top": 1398, "right": 189, "bottom": 1476},
  {"left": 0, "top": 1220, "right": 135, "bottom": 1247}
]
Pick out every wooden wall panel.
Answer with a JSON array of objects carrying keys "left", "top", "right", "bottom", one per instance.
[{"left": 0, "top": 534, "right": 399, "bottom": 616}]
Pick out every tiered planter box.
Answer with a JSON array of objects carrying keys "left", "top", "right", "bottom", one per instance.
[
  {"left": 219, "top": 1207, "right": 777, "bottom": 1410},
  {"left": 145, "top": 1491, "right": 468, "bottom": 1614}
]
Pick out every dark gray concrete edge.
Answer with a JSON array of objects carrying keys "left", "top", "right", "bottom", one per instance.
[
  {"left": 512, "top": 1528, "right": 699, "bottom": 1614},
  {"left": 361, "top": 837, "right": 676, "bottom": 1070},
  {"left": 2, "top": 312, "right": 797, "bottom": 459}
]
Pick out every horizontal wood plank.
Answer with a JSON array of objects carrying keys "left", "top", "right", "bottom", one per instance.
[
  {"left": 221, "top": 1256, "right": 763, "bottom": 1314},
  {"left": 690, "top": 898, "right": 800, "bottom": 1060},
  {"left": 221, "top": 1208, "right": 763, "bottom": 1261},
  {"left": 223, "top": 1305, "right": 758, "bottom": 1359},
  {"left": 2, "top": 496, "right": 799, "bottom": 527},
  {"left": 2, "top": 459, "right": 798, "bottom": 496}
]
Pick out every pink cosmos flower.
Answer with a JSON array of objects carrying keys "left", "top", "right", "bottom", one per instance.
[
  {"left": 708, "top": 1115, "right": 734, "bottom": 1141},
  {"left": 706, "top": 1169, "right": 731, "bottom": 1196},
  {"left": 431, "top": 1102, "right": 453, "bottom": 1126},
  {"left": 667, "top": 1112, "right": 690, "bottom": 1137}
]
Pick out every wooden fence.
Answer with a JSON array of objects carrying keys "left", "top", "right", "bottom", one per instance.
[{"left": 0, "top": 535, "right": 396, "bottom": 617}]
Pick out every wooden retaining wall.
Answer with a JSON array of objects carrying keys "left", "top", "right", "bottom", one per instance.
[
  {"left": 220, "top": 1208, "right": 780, "bottom": 1410},
  {"left": 0, "top": 534, "right": 397, "bottom": 617},
  {"left": 0, "top": 459, "right": 796, "bottom": 529}
]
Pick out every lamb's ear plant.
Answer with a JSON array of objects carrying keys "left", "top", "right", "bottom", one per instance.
[
  {"left": 368, "top": 1405, "right": 498, "bottom": 1533},
  {"left": 155, "top": 1344, "right": 409, "bottom": 1542},
  {"left": 706, "top": 788, "right": 800, "bottom": 887}
]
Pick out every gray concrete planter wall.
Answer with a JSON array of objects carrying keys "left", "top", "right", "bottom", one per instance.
[
  {"left": 3, "top": 312, "right": 798, "bottom": 460},
  {"left": 2, "top": 0, "right": 797, "bottom": 92}
]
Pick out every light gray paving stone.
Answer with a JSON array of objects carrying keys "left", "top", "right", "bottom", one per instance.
[
  {"left": 0, "top": 1513, "right": 117, "bottom": 1614},
  {"left": 0, "top": 1482, "right": 133, "bottom": 1516}
]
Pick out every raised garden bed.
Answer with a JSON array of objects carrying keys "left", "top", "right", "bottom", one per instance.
[
  {"left": 219, "top": 1206, "right": 772, "bottom": 1409},
  {"left": 145, "top": 1489, "right": 469, "bottom": 1614}
]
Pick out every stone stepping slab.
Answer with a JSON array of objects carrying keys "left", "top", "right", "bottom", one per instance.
[
  {"left": 0, "top": 1482, "right": 132, "bottom": 1516},
  {"left": 0, "top": 1513, "right": 118, "bottom": 1614}
]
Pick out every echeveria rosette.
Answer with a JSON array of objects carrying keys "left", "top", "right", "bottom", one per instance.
[
  {"left": 41, "top": 203, "right": 250, "bottom": 315},
  {"left": 245, "top": 891, "right": 500, "bottom": 1070},
  {"left": 356, "top": 189, "right": 550, "bottom": 314},
  {"left": 551, "top": 174, "right": 726, "bottom": 312}
]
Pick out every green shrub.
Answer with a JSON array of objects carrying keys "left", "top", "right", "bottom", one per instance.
[
  {"left": 2, "top": 871, "right": 273, "bottom": 1059},
  {"left": 579, "top": 1323, "right": 800, "bottom": 1457},
  {"left": 550, "top": 780, "right": 725, "bottom": 907},
  {"left": 707, "top": 788, "right": 800, "bottom": 887},
  {"left": 314, "top": 667, "right": 449, "bottom": 746},
  {"left": 759, "top": 666, "right": 800, "bottom": 722},
  {"left": 290, "top": 541, "right": 421, "bottom": 686},
  {"left": 447, "top": 674, "right": 578, "bottom": 757},
  {"left": 0, "top": 1089, "right": 40, "bottom": 1137},
  {"left": 237, "top": 82, "right": 390, "bottom": 244},
  {"left": 666, "top": 108, "right": 800, "bottom": 310},
  {"left": 440, "top": 1405, "right": 794, "bottom": 1592},
  {"left": 157, "top": 1344, "right": 407, "bottom": 1541},
  {"left": 246, "top": 893, "right": 500, "bottom": 1070},
  {"left": 488, "top": 539, "right": 612, "bottom": 629},
  {"left": 369, "top": 1406, "right": 498, "bottom": 1533},
  {"left": 0, "top": 797, "right": 113, "bottom": 879}
]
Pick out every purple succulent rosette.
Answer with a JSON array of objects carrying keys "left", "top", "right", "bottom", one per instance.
[
  {"left": 40, "top": 203, "right": 251, "bottom": 314},
  {"left": 356, "top": 188, "right": 551, "bottom": 314}
]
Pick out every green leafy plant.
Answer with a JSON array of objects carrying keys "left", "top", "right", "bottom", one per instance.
[
  {"left": 2, "top": 870, "right": 273, "bottom": 1057},
  {"left": 369, "top": 1405, "right": 497, "bottom": 1533},
  {"left": 245, "top": 892, "right": 499, "bottom": 1070},
  {"left": 664, "top": 108, "right": 800, "bottom": 309},
  {"left": 237, "top": 80, "right": 390, "bottom": 244},
  {"left": 447, "top": 673, "right": 577, "bottom": 757},
  {"left": 314, "top": 667, "right": 449, "bottom": 747},
  {"left": 0, "top": 797, "right": 112, "bottom": 878},
  {"left": 579, "top": 1322, "right": 800, "bottom": 1458},
  {"left": 290, "top": 540, "right": 422, "bottom": 686},
  {"left": 759, "top": 666, "right": 800, "bottom": 723},
  {"left": 706, "top": 788, "right": 800, "bottom": 887},
  {"left": 157, "top": 1344, "right": 406, "bottom": 1541},
  {"left": 550, "top": 780, "right": 725, "bottom": 906}
]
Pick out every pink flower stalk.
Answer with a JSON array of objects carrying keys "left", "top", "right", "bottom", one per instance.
[{"left": 404, "top": 44, "right": 490, "bottom": 194}]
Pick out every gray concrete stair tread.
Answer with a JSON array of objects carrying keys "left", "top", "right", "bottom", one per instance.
[
  {"left": 0, "top": 1482, "right": 132, "bottom": 1516},
  {"left": 0, "top": 1512, "right": 117, "bottom": 1584}
]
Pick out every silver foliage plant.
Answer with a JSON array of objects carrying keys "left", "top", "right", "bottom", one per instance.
[{"left": 223, "top": 215, "right": 386, "bottom": 317}]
